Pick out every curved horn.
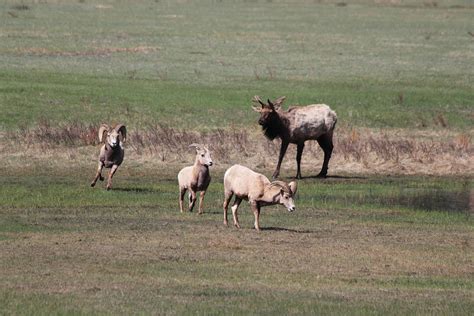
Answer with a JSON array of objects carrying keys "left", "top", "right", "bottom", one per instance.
[
  {"left": 188, "top": 143, "right": 202, "bottom": 150},
  {"left": 114, "top": 124, "right": 127, "bottom": 142},
  {"left": 98, "top": 124, "right": 110, "bottom": 143},
  {"left": 269, "top": 180, "right": 291, "bottom": 194}
]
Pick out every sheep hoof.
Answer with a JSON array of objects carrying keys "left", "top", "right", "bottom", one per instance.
[
  {"left": 90, "top": 182, "right": 96, "bottom": 187},
  {"left": 223, "top": 221, "right": 228, "bottom": 226},
  {"left": 99, "top": 176, "right": 104, "bottom": 181},
  {"left": 106, "top": 186, "right": 111, "bottom": 191}
]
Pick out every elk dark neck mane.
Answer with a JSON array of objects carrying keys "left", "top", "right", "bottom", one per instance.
[{"left": 262, "top": 112, "right": 289, "bottom": 141}]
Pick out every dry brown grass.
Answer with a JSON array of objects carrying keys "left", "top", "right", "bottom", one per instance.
[
  {"left": 3, "top": 122, "right": 473, "bottom": 176},
  {"left": 14, "top": 46, "right": 160, "bottom": 57}
]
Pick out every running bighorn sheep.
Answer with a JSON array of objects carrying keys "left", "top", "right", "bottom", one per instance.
[
  {"left": 90, "top": 124, "right": 126, "bottom": 190},
  {"left": 252, "top": 96, "right": 337, "bottom": 179},
  {"left": 178, "top": 144, "right": 213, "bottom": 214},
  {"left": 223, "top": 164, "right": 297, "bottom": 231}
]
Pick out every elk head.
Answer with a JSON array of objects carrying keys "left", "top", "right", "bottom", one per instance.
[
  {"left": 251, "top": 95, "right": 286, "bottom": 125},
  {"left": 252, "top": 96, "right": 287, "bottom": 140}
]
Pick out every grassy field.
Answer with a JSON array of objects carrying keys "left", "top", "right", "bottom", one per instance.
[
  {"left": 0, "top": 164, "right": 472, "bottom": 314},
  {"left": 1, "top": 0, "right": 473, "bottom": 130},
  {"left": 0, "top": 0, "right": 473, "bottom": 314}
]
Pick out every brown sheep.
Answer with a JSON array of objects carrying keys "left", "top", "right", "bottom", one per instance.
[{"left": 90, "top": 124, "right": 126, "bottom": 190}]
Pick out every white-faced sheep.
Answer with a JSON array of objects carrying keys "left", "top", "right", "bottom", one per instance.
[
  {"left": 90, "top": 124, "right": 126, "bottom": 190},
  {"left": 223, "top": 164, "right": 297, "bottom": 231},
  {"left": 178, "top": 144, "right": 213, "bottom": 214},
  {"left": 252, "top": 96, "right": 337, "bottom": 179}
]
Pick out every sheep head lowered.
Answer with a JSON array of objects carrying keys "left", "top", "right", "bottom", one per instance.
[
  {"left": 91, "top": 123, "right": 127, "bottom": 190},
  {"left": 269, "top": 180, "right": 297, "bottom": 212},
  {"left": 223, "top": 164, "right": 297, "bottom": 231}
]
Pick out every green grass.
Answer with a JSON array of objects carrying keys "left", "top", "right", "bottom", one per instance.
[
  {"left": 0, "top": 0, "right": 473, "bottom": 130},
  {"left": 0, "top": 165, "right": 472, "bottom": 314},
  {"left": 0, "top": 0, "right": 473, "bottom": 314}
]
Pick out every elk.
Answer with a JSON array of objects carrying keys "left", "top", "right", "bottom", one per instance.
[
  {"left": 90, "top": 124, "right": 126, "bottom": 190},
  {"left": 252, "top": 96, "right": 337, "bottom": 179},
  {"left": 223, "top": 164, "right": 297, "bottom": 231},
  {"left": 178, "top": 144, "right": 213, "bottom": 214}
]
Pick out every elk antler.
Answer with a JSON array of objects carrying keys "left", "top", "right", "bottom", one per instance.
[
  {"left": 252, "top": 95, "right": 266, "bottom": 107},
  {"left": 272, "top": 96, "right": 286, "bottom": 110}
]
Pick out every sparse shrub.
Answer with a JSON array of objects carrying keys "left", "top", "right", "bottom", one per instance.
[
  {"left": 6, "top": 121, "right": 472, "bottom": 173},
  {"left": 11, "top": 4, "right": 29, "bottom": 10},
  {"left": 453, "top": 133, "right": 471, "bottom": 151}
]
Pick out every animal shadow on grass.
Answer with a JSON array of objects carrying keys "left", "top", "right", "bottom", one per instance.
[
  {"left": 261, "top": 226, "right": 315, "bottom": 234},
  {"left": 110, "top": 187, "right": 159, "bottom": 194},
  {"left": 301, "top": 174, "right": 367, "bottom": 180}
]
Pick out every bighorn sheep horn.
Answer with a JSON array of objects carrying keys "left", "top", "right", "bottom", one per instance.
[
  {"left": 114, "top": 124, "right": 127, "bottom": 143},
  {"left": 98, "top": 124, "right": 110, "bottom": 143}
]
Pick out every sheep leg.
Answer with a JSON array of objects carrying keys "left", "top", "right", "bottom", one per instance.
[
  {"left": 91, "top": 161, "right": 104, "bottom": 187},
  {"left": 273, "top": 140, "right": 289, "bottom": 179},
  {"left": 316, "top": 133, "right": 334, "bottom": 178},
  {"left": 251, "top": 201, "right": 261, "bottom": 231},
  {"left": 231, "top": 197, "right": 242, "bottom": 229},
  {"left": 198, "top": 191, "right": 206, "bottom": 215},
  {"left": 106, "top": 164, "right": 119, "bottom": 190},
  {"left": 296, "top": 142, "right": 305, "bottom": 179},
  {"left": 179, "top": 187, "right": 186, "bottom": 213},
  {"left": 188, "top": 190, "right": 197, "bottom": 212},
  {"left": 223, "top": 190, "right": 233, "bottom": 226}
]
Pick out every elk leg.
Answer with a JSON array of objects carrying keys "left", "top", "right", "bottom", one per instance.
[
  {"left": 198, "top": 191, "right": 206, "bottom": 215},
  {"left": 179, "top": 187, "right": 186, "bottom": 213},
  {"left": 273, "top": 140, "right": 289, "bottom": 179},
  {"left": 188, "top": 190, "right": 197, "bottom": 212},
  {"left": 106, "top": 164, "right": 118, "bottom": 190},
  {"left": 296, "top": 142, "right": 305, "bottom": 179},
  {"left": 223, "top": 190, "right": 233, "bottom": 226},
  {"left": 316, "top": 134, "right": 334, "bottom": 178},
  {"left": 251, "top": 201, "right": 261, "bottom": 231},
  {"left": 91, "top": 161, "right": 104, "bottom": 187},
  {"left": 231, "top": 197, "right": 242, "bottom": 228}
]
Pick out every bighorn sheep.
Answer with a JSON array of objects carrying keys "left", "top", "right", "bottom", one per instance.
[
  {"left": 252, "top": 96, "right": 337, "bottom": 179},
  {"left": 223, "top": 164, "right": 297, "bottom": 231},
  {"left": 90, "top": 124, "right": 126, "bottom": 190},
  {"left": 178, "top": 144, "right": 213, "bottom": 214}
]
